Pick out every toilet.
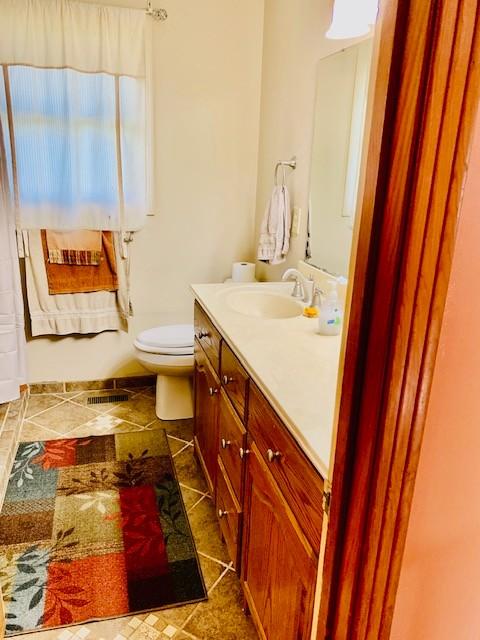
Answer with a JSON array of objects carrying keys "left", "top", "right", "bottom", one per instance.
[{"left": 134, "top": 324, "right": 194, "bottom": 420}]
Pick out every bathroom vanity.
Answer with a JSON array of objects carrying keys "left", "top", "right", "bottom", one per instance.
[{"left": 191, "top": 281, "right": 342, "bottom": 640}]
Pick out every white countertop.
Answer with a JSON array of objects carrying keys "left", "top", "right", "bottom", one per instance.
[{"left": 191, "top": 282, "right": 342, "bottom": 478}]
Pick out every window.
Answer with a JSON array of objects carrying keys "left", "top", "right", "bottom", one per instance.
[{"left": 0, "top": 64, "right": 146, "bottom": 231}]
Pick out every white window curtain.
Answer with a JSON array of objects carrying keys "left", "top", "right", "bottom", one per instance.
[{"left": 0, "top": 0, "right": 152, "bottom": 231}]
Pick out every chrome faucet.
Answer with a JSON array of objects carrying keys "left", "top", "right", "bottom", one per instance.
[
  {"left": 310, "top": 286, "right": 324, "bottom": 308},
  {"left": 281, "top": 268, "right": 310, "bottom": 302}
]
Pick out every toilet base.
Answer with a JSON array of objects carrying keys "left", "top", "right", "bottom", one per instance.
[{"left": 155, "top": 374, "right": 193, "bottom": 420}]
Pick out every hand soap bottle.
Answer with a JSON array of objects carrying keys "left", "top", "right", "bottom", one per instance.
[{"left": 318, "top": 282, "right": 342, "bottom": 336}]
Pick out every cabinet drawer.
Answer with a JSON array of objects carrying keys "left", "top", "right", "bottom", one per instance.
[
  {"left": 248, "top": 382, "right": 324, "bottom": 551},
  {"left": 216, "top": 458, "right": 242, "bottom": 570},
  {"left": 218, "top": 389, "right": 246, "bottom": 503},
  {"left": 194, "top": 301, "right": 221, "bottom": 374},
  {"left": 220, "top": 341, "right": 249, "bottom": 422}
]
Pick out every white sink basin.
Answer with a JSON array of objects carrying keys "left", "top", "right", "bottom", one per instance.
[{"left": 225, "top": 289, "right": 303, "bottom": 319}]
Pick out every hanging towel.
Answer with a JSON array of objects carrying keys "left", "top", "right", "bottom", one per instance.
[
  {"left": 41, "top": 231, "right": 118, "bottom": 295},
  {"left": 257, "top": 185, "right": 292, "bottom": 265},
  {"left": 45, "top": 230, "right": 102, "bottom": 265},
  {"left": 24, "top": 230, "right": 128, "bottom": 336}
]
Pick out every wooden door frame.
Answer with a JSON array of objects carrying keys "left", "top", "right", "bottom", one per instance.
[{"left": 317, "top": 0, "right": 480, "bottom": 638}]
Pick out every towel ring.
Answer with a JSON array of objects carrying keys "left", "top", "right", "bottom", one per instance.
[{"left": 274, "top": 156, "right": 297, "bottom": 186}]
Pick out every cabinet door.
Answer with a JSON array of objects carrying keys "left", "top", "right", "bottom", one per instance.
[
  {"left": 193, "top": 343, "right": 220, "bottom": 495},
  {"left": 216, "top": 458, "right": 242, "bottom": 570},
  {"left": 242, "top": 441, "right": 317, "bottom": 640},
  {"left": 218, "top": 389, "right": 246, "bottom": 503}
]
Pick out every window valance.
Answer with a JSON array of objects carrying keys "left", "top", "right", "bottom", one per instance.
[
  {"left": 0, "top": 0, "right": 146, "bottom": 78},
  {"left": 0, "top": 0, "right": 151, "bottom": 232}
]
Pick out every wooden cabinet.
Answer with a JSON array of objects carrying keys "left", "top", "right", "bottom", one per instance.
[
  {"left": 193, "top": 340, "right": 220, "bottom": 495},
  {"left": 218, "top": 389, "right": 246, "bottom": 502},
  {"left": 248, "top": 383, "right": 324, "bottom": 550},
  {"left": 216, "top": 458, "right": 242, "bottom": 570},
  {"left": 193, "top": 299, "right": 323, "bottom": 640},
  {"left": 242, "top": 441, "right": 317, "bottom": 640},
  {"left": 221, "top": 341, "right": 249, "bottom": 422},
  {"left": 194, "top": 301, "right": 221, "bottom": 373}
]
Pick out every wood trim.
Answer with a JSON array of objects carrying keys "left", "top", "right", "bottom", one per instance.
[{"left": 318, "top": 0, "right": 480, "bottom": 638}]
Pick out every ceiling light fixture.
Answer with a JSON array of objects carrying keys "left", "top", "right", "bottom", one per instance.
[{"left": 326, "top": 0, "right": 379, "bottom": 39}]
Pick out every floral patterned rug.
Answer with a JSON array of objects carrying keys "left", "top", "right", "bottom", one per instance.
[{"left": 0, "top": 431, "right": 207, "bottom": 635}]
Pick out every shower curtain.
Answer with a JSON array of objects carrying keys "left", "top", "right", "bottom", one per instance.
[{"left": 0, "top": 117, "right": 26, "bottom": 403}]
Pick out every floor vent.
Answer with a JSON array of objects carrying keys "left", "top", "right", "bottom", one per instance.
[{"left": 87, "top": 393, "right": 129, "bottom": 405}]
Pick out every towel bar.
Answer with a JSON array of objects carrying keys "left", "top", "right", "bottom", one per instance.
[{"left": 274, "top": 156, "right": 297, "bottom": 185}]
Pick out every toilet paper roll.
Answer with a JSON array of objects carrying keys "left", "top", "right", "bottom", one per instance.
[{"left": 231, "top": 262, "right": 256, "bottom": 283}]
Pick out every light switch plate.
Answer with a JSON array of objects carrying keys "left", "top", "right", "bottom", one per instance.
[{"left": 291, "top": 207, "right": 302, "bottom": 236}]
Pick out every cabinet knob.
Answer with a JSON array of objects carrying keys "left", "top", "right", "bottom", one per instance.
[
  {"left": 267, "top": 449, "right": 281, "bottom": 463},
  {"left": 221, "top": 438, "right": 231, "bottom": 449},
  {"left": 222, "top": 375, "right": 234, "bottom": 385},
  {"left": 218, "top": 508, "right": 228, "bottom": 518},
  {"left": 208, "top": 387, "right": 219, "bottom": 396},
  {"left": 239, "top": 447, "right": 250, "bottom": 459},
  {"left": 197, "top": 329, "right": 209, "bottom": 339}
]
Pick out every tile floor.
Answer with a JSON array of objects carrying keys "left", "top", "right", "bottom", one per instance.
[
  {"left": 2, "top": 386, "right": 258, "bottom": 640},
  {"left": 0, "top": 392, "right": 28, "bottom": 504}
]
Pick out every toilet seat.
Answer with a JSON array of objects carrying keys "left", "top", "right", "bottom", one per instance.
[
  {"left": 134, "top": 324, "right": 194, "bottom": 356},
  {"left": 133, "top": 323, "right": 194, "bottom": 420}
]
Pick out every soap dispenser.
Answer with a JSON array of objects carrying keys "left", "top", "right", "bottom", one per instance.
[{"left": 318, "top": 281, "right": 342, "bottom": 336}]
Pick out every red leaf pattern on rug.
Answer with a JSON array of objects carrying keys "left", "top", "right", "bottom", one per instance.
[
  {"left": 119, "top": 486, "right": 169, "bottom": 580},
  {"left": 32, "top": 439, "right": 91, "bottom": 470}
]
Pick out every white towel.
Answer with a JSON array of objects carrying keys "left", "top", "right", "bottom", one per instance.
[
  {"left": 24, "top": 230, "right": 129, "bottom": 336},
  {"left": 257, "top": 185, "right": 291, "bottom": 265}
]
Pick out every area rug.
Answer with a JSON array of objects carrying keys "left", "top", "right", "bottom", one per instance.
[{"left": 0, "top": 431, "right": 207, "bottom": 635}]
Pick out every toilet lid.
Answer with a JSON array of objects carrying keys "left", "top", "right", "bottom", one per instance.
[{"left": 135, "top": 324, "right": 194, "bottom": 355}]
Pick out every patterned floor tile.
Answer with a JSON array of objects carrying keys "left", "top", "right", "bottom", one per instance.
[
  {"left": 0, "top": 402, "right": 10, "bottom": 424},
  {"left": 78, "top": 413, "right": 124, "bottom": 431},
  {"left": 183, "top": 570, "right": 257, "bottom": 640},
  {"left": 108, "top": 395, "right": 158, "bottom": 427},
  {"left": 187, "top": 497, "right": 230, "bottom": 565},
  {"left": 147, "top": 420, "right": 193, "bottom": 443},
  {"left": 20, "top": 420, "right": 59, "bottom": 442},
  {"left": 179, "top": 485, "right": 206, "bottom": 512},
  {"left": 68, "top": 420, "right": 146, "bottom": 440},
  {"left": 133, "top": 386, "right": 155, "bottom": 399},
  {"left": 0, "top": 430, "right": 16, "bottom": 451},
  {"left": 26, "top": 402, "right": 99, "bottom": 434},
  {"left": 25, "top": 394, "right": 64, "bottom": 419},
  {"left": 52, "top": 392, "right": 85, "bottom": 400},
  {"left": 168, "top": 437, "right": 191, "bottom": 457},
  {"left": 173, "top": 448, "right": 208, "bottom": 495}
]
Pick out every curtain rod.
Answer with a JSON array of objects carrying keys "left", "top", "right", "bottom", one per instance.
[{"left": 75, "top": 0, "right": 168, "bottom": 21}]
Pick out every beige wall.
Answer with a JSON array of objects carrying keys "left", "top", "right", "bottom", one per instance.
[
  {"left": 390, "top": 110, "right": 480, "bottom": 639},
  {"left": 254, "top": 0, "right": 363, "bottom": 282},
  {"left": 26, "top": 0, "right": 264, "bottom": 383}
]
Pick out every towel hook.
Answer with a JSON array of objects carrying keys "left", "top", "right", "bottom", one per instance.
[{"left": 274, "top": 156, "right": 297, "bottom": 186}]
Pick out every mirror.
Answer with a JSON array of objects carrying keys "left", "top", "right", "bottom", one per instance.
[{"left": 307, "top": 39, "right": 374, "bottom": 277}]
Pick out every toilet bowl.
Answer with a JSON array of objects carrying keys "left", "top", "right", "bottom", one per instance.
[{"left": 134, "top": 324, "right": 194, "bottom": 420}]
